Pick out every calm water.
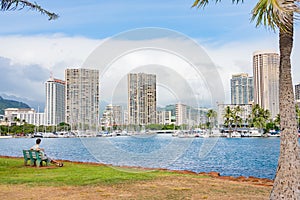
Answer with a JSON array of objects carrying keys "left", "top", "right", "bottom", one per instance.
[{"left": 0, "top": 134, "right": 298, "bottom": 179}]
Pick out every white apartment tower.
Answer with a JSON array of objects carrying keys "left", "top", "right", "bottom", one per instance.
[
  {"left": 45, "top": 76, "right": 65, "bottom": 126},
  {"left": 295, "top": 83, "right": 300, "bottom": 101},
  {"left": 253, "top": 51, "right": 279, "bottom": 118},
  {"left": 157, "top": 110, "right": 172, "bottom": 125},
  {"left": 231, "top": 73, "right": 253, "bottom": 105},
  {"left": 101, "top": 104, "right": 122, "bottom": 128},
  {"left": 295, "top": 83, "right": 300, "bottom": 107},
  {"left": 65, "top": 68, "right": 99, "bottom": 130},
  {"left": 176, "top": 103, "right": 187, "bottom": 126},
  {"left": 128, "top": 73, "right": 156, "bottom": 125}
]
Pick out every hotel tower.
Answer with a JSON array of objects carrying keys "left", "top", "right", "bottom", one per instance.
[
  {"left": 253, "top": 51, "right": 280, "bottom": 118},
  {"left": 128, "top": 73, "right": 156, "bottom": 125},
  {"left": 230, "top": 73, "right": 253, "bottom": 105},
  {"left": 45, "top": 76, "right": 65, "bottom": 126},
  {"left": 65, "top": 68, "right": 99, "bottom": 130}
]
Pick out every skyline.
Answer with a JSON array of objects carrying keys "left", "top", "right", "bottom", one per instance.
[{"left": 0, "top": 1, "right": 299, "bottom": 109}]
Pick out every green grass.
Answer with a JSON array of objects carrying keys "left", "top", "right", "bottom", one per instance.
[{"left": 0, "top": 157, "right": 174, "bottom": 186}]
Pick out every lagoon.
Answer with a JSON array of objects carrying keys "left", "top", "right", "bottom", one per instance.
[{"left": 0, "top": 134, "right": 298, "bottom": 179}]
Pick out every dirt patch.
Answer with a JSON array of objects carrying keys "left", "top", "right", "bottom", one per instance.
[{"left": 0, "top": 175, "right": 271, "bottom": 200}]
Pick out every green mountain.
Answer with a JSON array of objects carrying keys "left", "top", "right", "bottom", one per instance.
[{"left": 0, "top": 96, "right": 30, "bottom": 115}]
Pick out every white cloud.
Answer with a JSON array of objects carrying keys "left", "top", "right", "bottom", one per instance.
[
  {"left": 0, "top": 28, "right": 299, "bottom": 108},
  {"left": 202, "top": 28, "right": 300, "bottom": 103},
  {"left": 0, "top": 34, "right": 101, "bottom": 79}
]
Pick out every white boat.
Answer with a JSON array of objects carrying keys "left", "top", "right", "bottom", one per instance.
[
  {"left": 227, "top": 131, "right": 241, "bottom": 138},
  {"left": 33, "top": 132, "right": 43, "bottom": 138},
  {"left": 249, "top": 129, "right": 262, "bottom": 137},
  {"left": 0, "top": 135, "right": 13, "bottom": 139},
  {"left": 43, "top": 132, "right": 58, "bottom": 138},
  {"left": 210, "top": 129, "right": 222, "bottom": 137},
  {"left": 198, "top": 133, "right": 210, "bottom": 138},
  {"left": 267, "top": 130, "right": 280, "bottom": 137},
  {"left": 267, "top": 133, "right": 280, "bottom": 137},
  {"left": 193, "top": 129, "right": 209, "bottom": 138}
]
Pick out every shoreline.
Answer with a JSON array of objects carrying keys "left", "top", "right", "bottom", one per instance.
[{"left": 0, "top": 155, "right": 273, "bottom": 187}]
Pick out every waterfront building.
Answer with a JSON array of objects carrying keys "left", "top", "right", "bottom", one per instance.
[
  {"left": 175, "top": 103, "right": 187, "bottom": 126},
  {"left": 295, "top": 83, "right": 300, "bottom": 107},
  {"left": 188, "top": 107, "right": 205, "bottom": 127},
  {"left": 217, "top": 104, "right": 252, "bottom": 127},
  {"left": 45, "top": 76, "right": 65, "bottom": 126},
  {"left": 253, "top": 51, "right": 279, "bottom": 118},
  {"left": 128, "top": 73, "right": 157, "bottom": 125},
  {"left": 101, "top": 104, "right": 122, "bottom": 129},
  {"left": 65, "top": 68, "right": 99, "bottom": 130},
  {"left": 123, "top": 110, "right": 129, "bottom": 126},
  {"left": 4, "top": 108, "right": 45, "bottom": 126},
  {"left": 157, "top": 110, "right": 172, "bottom": 125},
  {"left": 231, "top": 73, "right": 253, "bottom": 104}
]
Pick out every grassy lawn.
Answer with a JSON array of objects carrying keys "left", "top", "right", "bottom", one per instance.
[
  {"left": 0, "top": 157, "right": 272, "bottom": 199},
  {"left": 0, "top": 157, "right": 172, "bottom": 186}
]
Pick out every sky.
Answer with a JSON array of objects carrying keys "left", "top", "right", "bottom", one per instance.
[{"left": 0, "top": 0, "right": 299, "bottom": 110}]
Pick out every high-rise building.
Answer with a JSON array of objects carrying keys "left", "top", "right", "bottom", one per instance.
[
  {"left": 295, "top": 83, "right": 300, "bottom": 107},
  {"left": 253, "top": 51, "right": 279, "bottom": 118},
  {"left": 65, "top": 68, "right": 99, "bottom": 130},
  {"left": 231, "top": 73, "right": 253, "bottom": 104},
  {"left": 128, "top": 73, "right": 156, "bottom": 125},
  {"left": 123, "top": 110, "right": 129, "bottom": 126},
  {"left": 176, "top": 103, "right": 187, "bottom": 126},
  {"left": 295, "top": 83, "right": 300, "bottom": 101},
  {"left": 45, "top": 76, "right": 65, "bottom": 126},
  {"left": 157, "top": 110, "right": 172, "bottom": 125},
  {"left": 101, "top": 104, "right": 122, "bottom": 128}
]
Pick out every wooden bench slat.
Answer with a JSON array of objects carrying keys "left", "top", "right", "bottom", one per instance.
[{"left": 22, "top": 150, "right": 50, "bottom": 167}]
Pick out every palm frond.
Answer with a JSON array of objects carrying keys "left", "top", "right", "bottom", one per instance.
[
  {"left": 192, "top": 0, "right": 244, "bottom": 8},
  {"left": 0, "top": 0, "right": 58, "bottom": 20},
  {"left": 252, "top": 0, "right": 299, "bottom": 32}
]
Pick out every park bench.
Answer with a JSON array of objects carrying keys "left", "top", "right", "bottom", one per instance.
[{"left": 22, "top": 150, "right": 50, "bottom": 167}]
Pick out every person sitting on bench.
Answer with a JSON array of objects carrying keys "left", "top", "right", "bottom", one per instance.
[{"left": 31, "top": 138, "right": 63, "bottom": 167}]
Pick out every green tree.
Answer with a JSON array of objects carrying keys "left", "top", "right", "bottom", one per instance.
[
  {"left": 0, "top": 0, "right": 58, "bottom": 20},
  {"left": 13, "top": 117, "right": 20, "bottom": 126},
  {"left": 206, "top": 109, "right": 217, "bottom": 133},
  {"left": 274, "top": 113, "right": 281, "bottom": 129},
  {"left": 296, "top": 104, "right": 300, "bottom": 128},
  {"left": 232, "top": 106, "right": 242, "bottom": 132},
  {"left": 251, "top": 105, "right": 271, "bottom": 132},
  {"left": 223, "top": 106, "right": 233, "bottom": 133},
  {"left": 193, "top": 1, "right": 300, "bottom": 198}
]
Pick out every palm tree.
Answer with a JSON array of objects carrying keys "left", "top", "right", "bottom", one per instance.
[
  {"left": 223, "top": 106, "right": 233, "bottom": 137},
  {"left": 296, "top": 104, "right": 300, "bottom": 128},
  {"left": 274, "top": 113, "right": 281, "bottom": 128},
  {"left": 0, "top": 0, "right": 58, "bottom": 20},
  {"left": 206, "top": 109, "right": 217, "bottom": 133},
  {"left": 193, "top": 1, "right": 300, "bottom": 198},
  {"left": 232, "top": 106, "right": 242, "bottom": 132},
  {"left": 4, "top": 117, "right": 9, "bottom": 134},
  {"left": 13, "top": 117, "right": 20, "bottom": 126},
  {"left": 252, "top": 105, "right": 271, "bottom": 131}
]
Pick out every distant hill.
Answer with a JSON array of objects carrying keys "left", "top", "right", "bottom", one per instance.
[{"left": 0, "top": 96, "right": 30, "bottom": 115}]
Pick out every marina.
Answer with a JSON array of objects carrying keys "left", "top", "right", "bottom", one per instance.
[
  {"left": 1, "top": 134, "right": 299, "bottom": 179},
  {"left": 9, "top": 128, "right": 285, "bottom": 139}
]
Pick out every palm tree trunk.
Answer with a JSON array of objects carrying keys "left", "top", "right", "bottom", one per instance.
[{"left": 270, "top": 20, "right": 300, "bottom": 199}]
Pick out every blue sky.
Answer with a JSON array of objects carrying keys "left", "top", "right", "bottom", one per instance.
[
  {"left": 0, "top": 0, "right": 299, "bottom": 109},
  {"left": 0, "top": 0, "right": 269, "bottom": 40}
]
